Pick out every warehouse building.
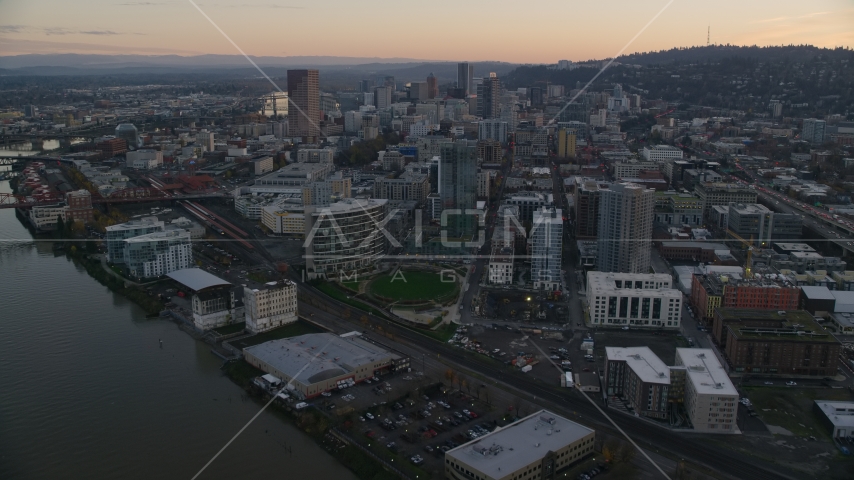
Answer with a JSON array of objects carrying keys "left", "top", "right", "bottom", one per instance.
[
  {"left": 243, "top": 333, "right": 409, "bottom": 399},
  {"left": 166, "top": 268, "right": 241, "bottom": 331},
  {"left": 445, "top": 410, "right": 595, "bottom": 480}
]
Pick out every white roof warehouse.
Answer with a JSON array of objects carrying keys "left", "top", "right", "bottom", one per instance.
[
  {"left": 243, "top": 332, "right": 409, "bottom": 398},
  {"left": 445, "top": 410, "right": 595, "bottom": 480}
]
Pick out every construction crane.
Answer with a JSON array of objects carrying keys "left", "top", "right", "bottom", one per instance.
[{"left": 727, "top": 229, "right": 755, "bottom": 278}]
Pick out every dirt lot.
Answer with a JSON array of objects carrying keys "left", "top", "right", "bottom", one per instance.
[{"left": 742, "top": 385, "right": 854, "bottom": 439}]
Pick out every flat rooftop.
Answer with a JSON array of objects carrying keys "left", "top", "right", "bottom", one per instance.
[
  {"left": 606, "top": 346, "right": 670, "bottom": 384},
  {"left": 815, "top": 401, "right": 854, "bottom": 429},
  {"left": 445, "top": 410, "right": 593, "bottom": 478},
  {"left": 675, "top": 348, "right": 737, "bottom": 396},
  {"left": 243, "top": 333, "right": 401, "bottom": 386},
  {"left": 801, "top": 286, "right": 836, "bottom": 301},
  {"left": 167, "top": 268, "right": 232, "bottom": 292}
]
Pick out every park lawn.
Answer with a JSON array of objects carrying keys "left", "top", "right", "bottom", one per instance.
[
  {"left": 341, "top": 280, "right": 360, "bottom": 291},
  {"left": 229, "top": 320, "right": 325, "bottom": 350},
  {"left": 370, "top": 271, "right": 456, "bottom": 302},
  {"left": 743, "top": 386, "right": 854, "bottom": 438}
]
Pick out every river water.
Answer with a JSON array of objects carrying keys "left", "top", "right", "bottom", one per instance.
[{"left": 0, "top": 169, "right": 355, "bottom": 480}]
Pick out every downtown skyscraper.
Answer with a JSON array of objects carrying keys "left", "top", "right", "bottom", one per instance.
[
  {"left": 477, "top": 73, "right": 501, "bottom": 119},
  {"left": 287, "top": 69, "right": 320, "bottom": 140},
  {"left": 457, "top": 62, "right": 474, "bottom": 96},
  {"left": 597, "top": 182, "right": 654, "bottom": 274},
  {"left": 438, "top": 140, "right": 478, "bottom": 238}
]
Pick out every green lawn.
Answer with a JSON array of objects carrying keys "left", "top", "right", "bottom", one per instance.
[
  {"left": 744, "top": 386, "right": 854, "bottom": 438},
  {"left": 229, "top": 320, "right": 325, "bottom": 350},
  {"left": 369, "top": 270, "right": 457, "bottom": 302}
]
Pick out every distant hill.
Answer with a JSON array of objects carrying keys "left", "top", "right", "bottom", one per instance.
[
  {"left": 615, "top": 45, "right": 854, "bottom": 65},
  {"left": 0, "top": 54, "right": 518, "bottom": 83}
]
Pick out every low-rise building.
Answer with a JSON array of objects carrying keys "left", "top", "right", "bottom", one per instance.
[
  {"left": 243, "top": 280, "right": 298, "bottom": 333},
  {"left": 28, "top": 203, "right": 68, "bottom": 232},
  {"left": 675, "top": 348, "right": 738, "bottom": 433},
  {"left": 727, "top": 203, "right": 802, "bottom": 246},
  {"left": 243, "top": 332, "right": 409, "bottom": 398},
  {"left": 167, "top": 268, "right": 241, "bottom": 331},
  {"left": 250, "top": 155, "right": 274, "bottom": 175},
  {"left": 105, "top": 216, "right": 165, "bottom": 263},
  {"left": 642, "top": 145, "right": 684, "bottom": 162},
  {"left": 65, "top": 189, "right": 94, "bottom": 224},
  {"left": 587, "top": 272, "right": 682, "bottom": 329},
  {"left": 261, "top": 204, "right": 305, "bottom": 236},
  {"left": 126, "top": 149, "right": 163, "bottom": 169},
  {"left": 658, "top": 242, "right": 729, "bottom": 263},
  {"left": 694, "top": 183, "right": 757, "bottom": 218},
  {"left": 373, "top": 171, "right": 429, "bottom": 203},
  {"left": 714, "top": 308, "right": 841, "bottom": 376},
  {"left": 814, "top": 401, "right": 854, "bottom": 439},
  {"left": 691, "top": 271, "right": 800, "bottom": 325},
  {"left": 123, "top": 229, "right": 193, "bottom": 279},
  {"left": 444, "top": 410, "right": 595, "bottom": 480},
  {"left": 488, "top": 245, "right": 514, "bottom": 285},
  {"left": 605, "top": 346, "right": 673, "bottom": 419}
]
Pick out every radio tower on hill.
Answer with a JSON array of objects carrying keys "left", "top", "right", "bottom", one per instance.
[{"left": 707, "top": 25, "right": 710, "bottom": 46}]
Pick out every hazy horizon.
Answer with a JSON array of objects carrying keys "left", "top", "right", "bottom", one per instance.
[{"left": 1, "top": 0, "right": 852, "bottom": 63}]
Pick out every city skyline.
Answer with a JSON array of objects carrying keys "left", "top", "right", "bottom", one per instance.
[{"left": 0, "top": 0, "right": 852, "bottom": 62}]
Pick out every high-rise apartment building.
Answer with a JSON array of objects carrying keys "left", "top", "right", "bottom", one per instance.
[
  {"left": 557, "top": 128, "right": 577, "bottom": 158},
  {"left": 575, "top": 178, "right": 609, "bottom": 240},
  {"left": 531, "top": 207, "right": 563, "bottom": 291},
  {"left": 802, "top": 118, "right": 827, "bottom": 146},
  {"left": 597, "top": 182, "right": 654, "bottom": 273},
  {"left": 477, "top": 73, "right": 501, "bottom": 119},
  {"left": 477, "top": 119, "right": 508, "bottom": 143},
  {"left": 105, "top": 216, "right": 165, "bottom": 263},
  {"left": 457, "top": 62, "right": 474, "bottom": 96},
  {"left": 287, "top": 69, "right": 320, "bottom": 140},
  {"left": 439, "top": 141, "right": 478, "bottom": 237}
]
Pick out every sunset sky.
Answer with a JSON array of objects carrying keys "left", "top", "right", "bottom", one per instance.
[{"left": 1, "top": 0, "right": 853, "bottom": 62}]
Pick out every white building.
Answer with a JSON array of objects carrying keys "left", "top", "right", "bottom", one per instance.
[
  {"left": 477, "top": 170, "right": 491, "bottom": 198},
  {"left": 167, "top": 268, "right": 240, "bottom": 331},
  {"left": 674, "top": 348, "right": 739, "bottom": 433},
  {"left": 445, "top": 410, "right": 595, "bottom": 480},
  {"left": 531, "top": 207, "right": 563, "bottom": 290},
  {"left": 642, "top": 145, "right": 684, "bottom": 162},
  {"left": 344, "top": 111, "right": 362, "bottom": 133},
  {"left": 123, "top": 229, "right": 193, "bottom": 279},
  {"left": 28, "top": 203, "right": 68, "bottom": 232},
  {"left": 814, "top": 400, "right": 854, "bottom": 439},
  {"left": 105, "top": 216, "right": 165, "bottom": 263},
  {"left": 488, "top": 245, "right": 514, "bottom": 285},
  {"left": 244, "top": 280, "right": 298, "bottom": 333},
  {"left": 261, "top": 205, "right": 305, "bottom": 236},
  {"left": 250, "top": 155, "right": 274, "bottom": 175},
  {"left": 478, "top": 119, "right": 508, "bottom": 143},
  {"left": 296, "top": 148, "right": 335, "bottom": 164},
  {"left": 126, "top": 149, "right": 163, "bottom": 170},
  {"left": 587, "top": 272, "right": 682, "bottom": 328}
]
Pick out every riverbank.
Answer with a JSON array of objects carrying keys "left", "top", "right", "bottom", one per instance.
[
  {"left": 63, "top": 243, "right": 165, "bottom": 316},
  {"left": 222, "top": 360, "right": 402, "bottom": 480}
]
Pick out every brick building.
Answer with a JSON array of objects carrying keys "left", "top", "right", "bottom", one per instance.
[
  {"left": 715, "top": 309, "right": 841, "bottom": 377},
  {"left": 65, "top": 189, "right": 94, "bottom": 223},
  {"left": 691, "top": 271, "right": 800, "bottom": 325}
]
